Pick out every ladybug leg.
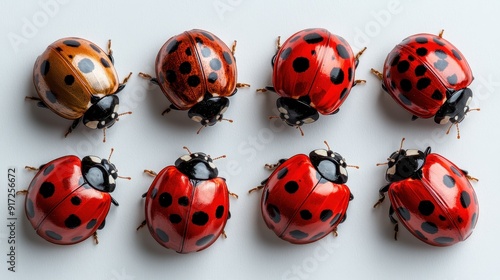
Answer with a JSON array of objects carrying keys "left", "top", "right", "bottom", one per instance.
[
  {"left": 411, "top": 115, "right": 419, "bottom": 121},
  {"left": 138, "top": 72, "right": 159, "bottom": 85},
  {"left": 228, "top": 191, "right": 239, "bottom": 199},
  {"left": 93, "top": 232, "right": 99, "bottom": 244},
  {"left": 106, "top": 39, "right": 114, "bottom": 64},
  {"left": 248, "top": 185, "right": 264, "bottom": 193},
  {"left": 461, "top": 169, "right": 479, "bottom": 182},
  {"left": 64, "top": 119, "right": 81, "bottom": 138},
  {"left": 354, "top": 47, "right": 367, "bottom": 68},
  {"left": 349, "top": 193, "right": 354, "bottom": 201},
  {"left": 25, "top": 96, "right": 47, "bottom": 108},
  {"left": 389, "top": 206, "right": 399, "bottom": 240},
  {"left": 110, "top": 196, "right": 119, "bottom": 206},
  {"left": 162, "top": 104, "right": 180, "bottom": 115},
  {"left": 136, "top": 220, "right": 146, "bottom": 231},
  {"left": 116, "top": 72, "right": 133, "bottom": 93},
  {"left": 98, "top": 219, "right": 106, "bottom": 230},
  {"left": 144, "top": 169, "right": 158, "bottom": 177},
  {"left": 264, "top": 158, "right": 287, "bottom": 170},
  {"left": 373, "top": 184, "right": 390, "bottom": 208},
  {"left": 370, "top": 68, "right": 383, "bottom": 80},
  {"left": 329, "top": 108, "right": 340, "bottom": 115},
  {"left": 256, "top": 86, "right": 276, "bottom": 93}
]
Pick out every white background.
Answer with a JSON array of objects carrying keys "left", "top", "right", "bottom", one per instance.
[{"left": 1, "top": 0, "right": 499, "bottom": 279}]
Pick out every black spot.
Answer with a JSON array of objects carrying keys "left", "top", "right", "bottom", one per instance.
[
  {"left": 165, "top": 70, "right": 177, "bottom": 83},
  {"left": 452, "top": 49, "right": 462, "bottom": 60},
  {"left": 329, "top": 213, "right": 341, "bottom": 226},
  {"left": 348, "top": 67, "right": 353, "bottom": 81},
  {"left": 100, "top": 57, "right": 110, "bottom": 68},
  {"left": 300, "top": 210, "right": 312, "bottom": 220},
  {"left": 434, "top": 60, "right": 448, "bottom": 71},
  {"left": 150, "top": 188, "right": 158, "bottom": 199},
  {"left": 159, "top": 192, "right": 173, "bottom": 207},
  {"left": 179, "top": 61, "right": 192, "bottom": 74},
  {"left": 39, "top": 182, "right": 55, "bottom": 198},
  {"left": 431, "top": 90, "right": 443, "bottom": 100},
  {"left": 390, "top": 55, "right": 400, "bottom": 66},
  {"left": 68, "top": 55, "right": 73, "bottom": 59},
  {"left": 27, "top": 199, "right": 35, "bottom": 218},
  {"left": 71, "top": 196, "right": 81, "bottom": 206},
  {"left": 421, "top": 221, "right": 438, "bottom": 234},
  {"left": 439, "top": 215, "right": 446, "bottom": 221},
  {"left": 196, "top": 234, "right": 214, "bottom": 246},
  {"left": 416, "top": 47, "right": 428, "bottom": 56},
  {"left": 45, "top": 91, "right": 57, "bottom": 103},
  {"left": 71, "top": 236, "right": 83, "bottom": 242},
  {"left": 340, "top": 88, "right": 348, "bottom": 100},
  {"left": 201, "top": 31, "right": 215, "bottom": 41},
  {"left": 192, "top": 211, "right": 209, "bottom": 226},
  {"left": 416, "top": 78, "right": 431, "bottom": 90},
  {"left": 223, "top": 51, "right": 233, "bottom": 64},
  {"left": 208, "top": 72, "right": 218, "bottom": 83},
  {"left": 310, "top": 232, "right": 326, "bottom": 241},
  {"left": 460, "top": 191, "right": 471, "bottom": 208},
  {"left": 434, "top": 236, "right": 454, "bottom": 245},
  {"left": 280, "top": 47, "right": 292, "bottom": 60},
  {"left": 289, "top": 230, "right": 308, "bottom": 240},
  {"left": 216, "top": 205, "right": 225, "bottom": 219},
  {"left": 397, "top": 60, "right": 410, "bottom": 73},
  {"left": 166, "top": 39, "right": 180, "bottom": 54},
  {"left": 399, "top": 93, "right": 412, "bottom": 105},
  {"left": 63, "top": 39, "right": 81, "bottom": 47},
  {"left": 336, "top": 44, "right": 350, "bottom": 59},
  {"left": 415, "top": 37, "right": 428, "bottom": 44},
  {"left": 86, "top": 219, "right": 97, "bottom": 229},
  {"left": 400, "top": 79, "right": 412, "bottom": 92},
  {"left": 415, "top": 65, "right": 427, "bottom": 76},
  {"left": 185, "top": 47, "right": 192, "bottom": 56},
  {"left": 414, "top": 230, "right": 428, "bottom": 240},
  {"left": 418, "top": 200, "right": 435, "bottom": 216},
  {"left": 443, "top": 175, "right": 455, "bottom": 188},
  {"left": 201, "top": 47, "right": 211, "bottom": 57},
  {"left": 209, "top": 58, "right": 222, "bottom": 70},
  {"left": 40, "top": 60, "right": 50, "bottom": 75},
  {"left": 457, "top": 216, "right": 463, "bottom": 223},
  {"left": 284, "top": 181, "right": 299, "bottom": 194},
  {"left": 65, "top": 214, "right": 81, "bottom": 229},
  {"left": 398, "top": 207, "right": 411, "bottom": 221},
  {"left": 311, "top": 50, "right": 316, "bottom": 55},
  {"left": 266, "top": 204, "right": 281, "bottom": 223},
  {"left": 277, "top": 167, "right": 288, "bottom": 179},
  {"left": 263, "top": 189, "right": 269, "bottom": 204},
  {"left": 187, "top": 75, "right": 201, "bottom": 87},
  {"left": 292, "top": 57, "right": 310, "bottom": 73},
  {"left": 408, "top": 55, "right": 415, "bottom": 61},
  {"left": 156, "top": 228, "right": 169, "bottom": 242},
  {"left": 178, "top": 196, "right": 189, "bottom": 206},
  {"left": 330, "top": 67, "right": 344, "bottom": 85},
  {"left": 43, "top": 164, "right": 55, "bottom": 175},
  {"left": 320, "top": 209, "right": 333, "bottom": 222},
  {"left": 90, "top": 44, "right": 101, "bottom": 53},
  {"left": 447, "top": 74, "right": 458, "bottom": 85},
  {"left": 470, "top": 213, "right": 477, "bottom": 229},
  {"left": 450, "top": 166, "right": 462, "bottom": 177},
  {"left": 55, "top": 47, "right": 63, "bottom": 52},
  {"left": 433, "top": 37, "right": 446, "bottom": 46},
  {"left": 290, "top": 35, "right": 301, "bottom": 42},
  {"left": 64, "top": 75, "right": 75, "bottom": 86},
  {"left": 303, "top": 32, "right": 324, "bottom": 44},
  {"left": 46, "top": 231, "right": 62, "bottom": 241},
  {"left": 78, "top": 58, "right": 95, "bottom": 73},
  {"left": 435, "top": 50, "right": 447, "bottom": 59},
  {"left": 194, "top": 37, "right": 203, "bottom": 45},
  {"left": 169, "top": 214, "right": 182, "bottom": 224}
]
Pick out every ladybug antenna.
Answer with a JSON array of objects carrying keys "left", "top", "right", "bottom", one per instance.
[
  {"left": 438, "top": 29, "right": 444, "bottom": 38},
  {"left": 221, "top": 118, "right": 234, "bottom": 123},
  {"left": 347, "top": 164, "right": 360, "bottom": 169},
  {"left": 196, "top": 125, "right": 206, "bottom": 135},
  {"left": 296, "top": 126, "right": 304, "bottom": 136},
  {"left": 118, "top": 111, "right": 132, "bottom": 118},
  {"left": 108, "top": 148, "right": 115, "bottom": 162},
  {"left": 118, "top": 175, "right": 131, "bottom": 180},
  {"left": 268, "top": 115, "right": 280, "bottom": 120},
  {"left": 231, "top": 40, "right": 237, "bottom": 56},
  {"left": 446, "top": 123, "right": 461, "bottom": 139},
  {"left": 182, "top": 146, "right": 192, "bottom": 155},
  {"left": 323, "top": 140, "right": 331, "bottom": 151},
  {"left": 399, "top": 137, "right": 406, "bottom": 151},
  {"left": 276, "top": 36, "right": 282, "bottom": 50},
  {"left": 211, "top": 155, "right": 227, "bottom": 161},
  {"left": 102, "top": 128, "right": 107, "bottom": 143}
]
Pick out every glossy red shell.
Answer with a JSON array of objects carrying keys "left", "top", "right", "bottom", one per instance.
[
  {"left": 154, "top": 29, "right": 237, "bottom": 110},
  {"left": 144, "top": 166, "right": 230, "bottom": 253},
  {"left": 382, "top": 33, "right": 473, "bottom": 118},
  {"left": 33, "top": 37, "right": 120, "bottom": 120},
  {"left": 272, "top": 28, "right": 358, "bottom": 115},
  {"left": 388, "top": 153, "right": 478, "bottom": 246},
  {"left": 261, "top": 154, "right": 351, "bottom": 244},
  {"left": 25, "top": 156, "right": 111, "bottom": 245}
]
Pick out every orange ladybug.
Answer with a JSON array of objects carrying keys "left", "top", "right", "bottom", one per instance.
[{"left": 30, "top": 37, "right": 131, "bottom": 142}]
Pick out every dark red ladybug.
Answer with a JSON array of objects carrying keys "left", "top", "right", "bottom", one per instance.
[
  {"left": 371, "top": 30, "right": 477, "bottom": 138},
  {"left": 138, "top": 147, "right": 235, "bottom": 253},
  {"left": 20, "top": 150, "right": 128, "bottom": 245},
  {"left": 139, "top": 29, "right": 249, "bottom": 133},
  {"left": 260, "top": 28, "right": 365, "bottom": 135},
  {"left": 250, "top": 142, "right": 356, "bottom": 244},
  {"left": 374, "top": 139, "right": 479, "bottom": 246}
]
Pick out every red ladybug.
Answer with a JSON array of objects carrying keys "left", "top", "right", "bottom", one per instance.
[
  {"left": 138, "top": 148, "right": 235, "bottom": 253},
  {"left": 371, "top": 31, "right": 476, "bottom": 138},
  {"left": 139, "top": 29, "right": 249, "bottom": 133},
  {"left": 30, "top": 37, "right": 132, "bottom": 142},
  {"left": 250, "top": 142, "right": 355, "bottom": 244},
  {"left": 261, "top": 28, "right": 365, "bottom": 134},
  {"left": 374, "top": 139, "right": 479, "bottom": 246},
  {"left": 22, "top": 150, "right": 126, "bottom": 245}
]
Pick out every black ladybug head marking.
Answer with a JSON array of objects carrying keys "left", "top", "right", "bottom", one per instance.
[
  {"left": 175, "top": 151, "right": 218, "bottom": 180},
  {"left": 276, "top": 97, "right": 319, "bottom": 127},
  {"left": 309, "top": 149, "right": 348, "bottom": 184},
  {"left": 386, "top": 147, "right": 430, "bottom": 182},
  {"left": 188, "top": 95, "right": 230, "bottom": 127},
  {"left": 83, "top": 95, "right": 120, "bottom": 129},
  {"left": 81, "top": 155, "right": 118, "bottom": 192},
  {"left": 434, "top": 88, "right": 473, "bottom": 124}
]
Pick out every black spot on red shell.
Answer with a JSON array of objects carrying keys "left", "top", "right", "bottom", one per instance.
[
  {"left": 208, "top": 72, "right": 218, "bottom": 83},
  {"left": 460, "top": 191, "right": 471, "bottom": 208},
  {"left": 179, "top": 61, "right": 192, "bottom": 74},
  {"left": 169, "top": 214, "right": 182, "bottom": 224},
  {"left": 289, "top": 35, "right": 301, "bottom": 42},
  {"left": 71, "top": 236, "right": 83, "bottom": 242},
  {"left": 166, "top": 39, "right": 180, "bottom": 54},
  {"left": 71, "top": 196, "right": 81, "bottom": 206},
  {"left": 46, "top": 91, "right": 57, "bottom": 104},
  {"left": 310, "top": 232, "right": 326, "bottom": 241},
  {"left": 431, "top": 90, "right": 443, "bottom": 100},
  {"left": 416, "top": 78, "right": 431, "bottom": 90},
  {"left": 64, "top": 75, "right": 75, "bottom": 86},
  {"left": 415, "top": 37, "right": 428, "bottom": 44},
  {"left": 433, "top": 37, "right": 446, "bottom": 46},
  {"left": 78, "top": 58, "right": 94, "bottom": 73},
  {"left": 390, "top": 55, "right": 400, "bottom": 66},
  {"left": 471, "top": 213, "right": 477, "bottom": 229},
  {"left": 452, "top": 49, "right": 462, "bottom": 60},
  {"left": 399, "top": 93, "right": 412, "bottom": 105},
  {"left": 397, "top": 60, "right": 410, "bottom": 73},
  {"left": 434, "top": 60, "right": 448, "bottom": 71},
  {"left": 457, "top": 216, "right": 464, "bottom": 223},
  {"left": 400, "top": 79, "right": 412, "bottom": 92},
  {"left": 416, "top": 47, "right": 428, "bottom": 56},
  {"left": 320, "top": 209, "right": 333, "bottom": 222},
  {"left": 303, "top": 32, "right": 324, "bottom": 44},
  {"left": 63, "top": 39, "right": 81, "bottom": 47},
  {"left": 196, "top": 234, "right": 214, "bottom": 246},
  {"left": 289, "top": 230, "right": 308, "bottom": 240},
  {"left": 209, "top": 58, "right": 222, "bottom": 70},
  {"left": 292, "top": 57, "right": 309, "bottom": 73},
  {"left": 43, "top": 164, "right": 55, "bottom": 175},
  {"left": 46, "top": 231, "right": 62, "bottom": 240},
  {"left": 434, "top": 236, "right": 454, "bottom": 245},
  {"left": 159, "top": 192, "right": 173, "bottom": 207},
  {"left": 439, "top": 215, "right": 446, "bottom": 221},
  {"left": 194, "top": 37, "right": 203, "bottom": 45},
  {"left": 65, "top": 214, "right": 81, "bottom": 229},
  {"left": 40, "top": 60, "right": 50, "bottom": 75},
  {"left": 421, "top": 221, "right": 438, "bottom": 234},
  {"left": 329, "top": 213, "right": 341, "bottom": 226},
  {"left": 447, "top": 74, "right": 458, "bottom": 85},
  {"left": 397, "top": 207, "right": 411, "bottom": 221},
  {"left": 267, "top": 204, "right": 281, "bottom": 223},
  {"left": 200, "top": 31, "right": 214, "bottom": 41},
  {"left": 86, "top": 219, "right": 97, "bottom": 229},
  {"left": 185, "top": 47, "right": 192, "bottom": 56},
  {"left": 418, "top": 200, "right": 435, "bottom": 216},
  {"left": 39, "top": 182, "right": 55, "bottom": 198},
  {"left": 178, "top": 196, "right": 189, "bottom": 206},
  {"left": 187, "top": 75, "right": 201, "bottom": 87},
  {"left": 415, "top": 65, "right": 427, "bottom": 77},
  {"left": 450, "top": 166, "right": 462, "bottom": 177},
  {"left": 192, "top": 211, "right": 209, "bottom": 226},
  {"left": 340, "top": 88, "right": 348, "bottom": 100},
  {"left": 201, "top": 47, "right": 211, "bottom": 57},
  {"left": 165, "top": 70, "right": 177, "bottom": 83},
  {"left": 300, "top": 210, "right": 312, "bottom": 220},
  {"left": 156, "top": 228, "right": 169, "bottom": 242},
  {"left": 443, "top": 174, "right": 455, "bottom": 188},
  {"left": 26, "top": 199, "right": 35, "bottom": 218},
  {"left": 280, "top": 47, "right": 292, "bottom": 60},
  {"left": 284, "top": 181, "right": 299, "bottom": 194},
  {"left": 150, "top": 188, "right": 158, "bottom": 199},
  {"left": 55, "top": 47, "right": 63, "bottom": 52},
  {"left": 100, "top": 57, "right": 110, "bottom": 68},
  {"left": 330, "top": 67, "right": 344, "bottom": 85},
  {"left": 435, "top": 50, "right": 447, "bottom": 59},
  {"left": 408, "top": 55, "right": 415, "bottom": 61},
  {"left": 277, "top": 167, "right": 288, "bottom": 179},
  {"left": 216, "top": 205, "right": 225, "bottom": 219},
  {"left": 90, "top": 44, "right": 101, "bottom": 53},
  {"left": 223, "top": 51, "right": 233, "bottom": 64},
  {"left": 414, "top": 230, "right": 428, "bottom": 240},
  {"left": 336, "top": 44, "right": 350, "bottom": 59}
]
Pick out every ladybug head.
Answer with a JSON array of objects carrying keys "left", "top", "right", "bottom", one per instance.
[
  {"left": 309, "top": 148, "right": 348, "bottom": 184},
  {"left": 81, "top": 155, "right": 119, "bottom": 192},
  {"left": 385, "top": 147, "right": 430, "bottom": 182},
  {"left": 276, "top": 97, "right": 319, "bottom": 128},
  {"left": 175, "top": 148, "right": 219, "bottom": 180},
  {"left": 83, "top": 95, "right": 120, "bottom": 130},
  {"left": 188, "top": 95, "right": 230, "bottom": 129},
  {"left": 434, "top": 88, "right": 473, "bottom": 125}
]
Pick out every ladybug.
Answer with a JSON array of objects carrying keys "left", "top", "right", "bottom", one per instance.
[
  {"left": 260, "top": 28, "right": 365, "bottom": 135},
  {"left": 374, "top": 139, "right": 479, "bottom": 246},
  {"left": 30, "top": 37, "right": 132, "bottom": 142},
  {"left": 138, "top": 147, "right": 235, "bottom": 253},
  {"left": 20, "top": 150, "right": 127, "bottom": 245},
  {"left": 139, "top": 29, "right": 249, "bottom": 133},
  {"left": 250, "top": 142, "right": 356, "bottom": 244},
  {"left": 371, "top": 30, "right": 477, "bottom": 138}
]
